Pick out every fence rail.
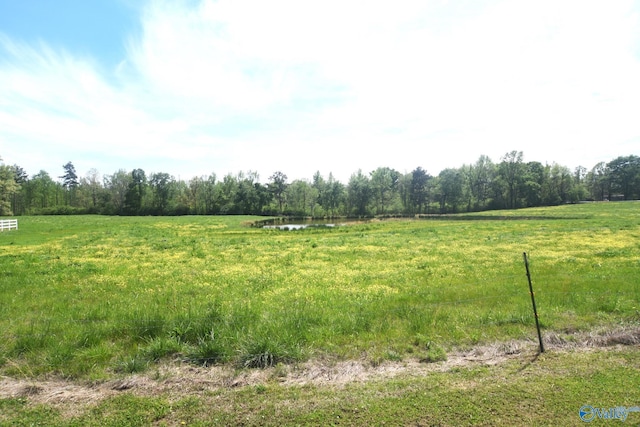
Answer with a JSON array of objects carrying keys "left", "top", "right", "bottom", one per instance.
[{"left": 0, "top": 219, "right": 18, "bottom": 231}]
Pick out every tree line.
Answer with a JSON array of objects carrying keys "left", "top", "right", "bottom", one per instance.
[{"left": 1, "top": 152, "right": 639, "bottom": 217}]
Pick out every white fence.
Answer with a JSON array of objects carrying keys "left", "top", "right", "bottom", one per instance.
[{"left": 0, "top": 219, "right": 18, "bottom": 232}]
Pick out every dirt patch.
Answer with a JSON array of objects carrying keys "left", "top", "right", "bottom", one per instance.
[{"left": 1, "top": 325, "right": 639, "bottom": 416}]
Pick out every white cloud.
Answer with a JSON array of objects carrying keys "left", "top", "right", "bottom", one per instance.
[{"left": 1, "top": 0, "right": 639, "bottom": 183}]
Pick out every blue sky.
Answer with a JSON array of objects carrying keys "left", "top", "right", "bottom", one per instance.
[
  {"left": 1, "top": 0, "right": 639, "bottom": 184},
  {"left": 0, "top": 1, "right": 137, "bottom": 67}
]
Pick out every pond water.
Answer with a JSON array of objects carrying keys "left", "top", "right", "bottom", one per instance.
[
  {"left": 263, "top": 223, "right": 336, "bottom": 230},
  {"left": 254, "top": 217, "right": 369, "bottom": 230}
]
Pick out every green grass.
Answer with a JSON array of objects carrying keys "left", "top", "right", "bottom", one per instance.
[
  {"left": 1, "top": 348, "right": 639, "bottom": 426},
  {"left": 1, "top": 202, "right": 639, "bottom": 424},
  {"left": 1, "top": 203, "right": 639, "bottom": 379}
]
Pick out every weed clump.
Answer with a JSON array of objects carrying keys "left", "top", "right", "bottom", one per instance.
[
  {"left": 238, "top": 335, "right": 304, "bottom": 369},
  {"left": 413, "top": 334, "right": 447, "bottom": 363},
  {"left": 116, "top": 356, "right": 147, "bottom": 374},
  {"left": 141, "top": 337, "right": 182, "bottom": 362},
  {"left": 186, "top": 336, "right": 229, "bottom": 366}
]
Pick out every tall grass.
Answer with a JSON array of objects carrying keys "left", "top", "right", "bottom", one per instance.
[{"left": 1, "top": 203, "right": 638, "bottom": 378}]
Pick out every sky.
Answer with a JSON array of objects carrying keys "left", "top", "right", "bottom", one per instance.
[{"left": 1, "top": 0, "right": 639, "bottom": 184}]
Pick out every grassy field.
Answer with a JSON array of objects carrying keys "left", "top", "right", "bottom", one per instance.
[{"left": 1, "top": 202, "right": 639, "bottom": 425}]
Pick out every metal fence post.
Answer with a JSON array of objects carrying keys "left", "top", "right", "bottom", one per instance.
[{"left": 523, "top": 252, "right": 544, "bottom": 353}]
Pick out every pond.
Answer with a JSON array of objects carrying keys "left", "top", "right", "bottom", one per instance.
[
  {"left": 253, "top": 217, "right": 373, "bottom": 230},
  {"left": 263, "top": 223, "right": 336, "bottom": 230}
]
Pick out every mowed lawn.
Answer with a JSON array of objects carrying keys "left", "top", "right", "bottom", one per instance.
[{"left": 0, "top": 202, "right": 638, "bottom": 379}]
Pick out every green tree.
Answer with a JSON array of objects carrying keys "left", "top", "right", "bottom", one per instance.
[
  {"left": 409, "top": 167, "right": 432, "bottom": 214},
  {"left": 203, "top": 174, "right": 219, "bottom": 214},
  {"left": 324, "top": 173, "right": 345, "bottom": 216},
  {"left": 77, "top": 168, "right": 106, "bottom": 213},
  {"left": 312, "top": 171, "right": 327, "bottom": 215},
  {"left": 304, "top": 184, "right": 319, "bottom": 216},
  {"left": 347, "top": 169, "right": 372, "bottom": 216},
  {"left": 498, "top": 151, "right": 525, "bottom": 209},
  {"left": 218, "top": 173, "right": 238, "bottom": 214},
  {"left": 10, "top": 164, "right": 28, "bottom": 215},
  {"left": 170, "top": 178, "right": 189, "bottom": 215},
  {"left": 188, "top": 176, "right": 206, "bottom": 215},
  {"left": 468, "top": 155, "right": 495, "bottom": 210},
  {"left": 607, "top": 155, "right": 640, "bottom": 200},
  {"left": 544, "top": 163, "right": 573, "bottom": 205},
  {"left": 0, "top": 157, "right": 20, "bottom": 215},
  {"left": 12, "top": 164, "right": 28, "bottom": 184},
  {"left": 397, "top": 172, "right": 411, "bottom": 214},
  {"left": 105, "top": 170, "right": 132, "bottom": 214},
  {"left": 254, "top": 181, "right": 272, "bottom": 215},
  {"left": 436, "top": 168, "right": 463, "bottom": 213},
  {"left": 571, "top": 166, "right": 588, "bottom": 202},
  {"left": 149, "top": 172, "right": 173, "bottom": 215},
  {"left": 60, "top": 161, "right": 79, "bottom": 206},
  {"left": 522, "top": 161, "right": 544, "bottom": 207},
  {"left": 29, "top": 170, "right": 59, "bottom": 210},
  {"left": 234, "top": 171, "right": 262, "bottom": 214},
  {"left": 586, "top": 162, "right": 610, "bottom": 201},
  {"left": 370, "top": 167, "right": 399, "bottom": 215},
  {"left": 124, "top": 168, "right": 147, "bottom": 215},
  {"left": 287, "top": 179, "right": 314, "bottom": 216},
  {"left": 268, "top": 171, "right": 288, "bottom": 214}
]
